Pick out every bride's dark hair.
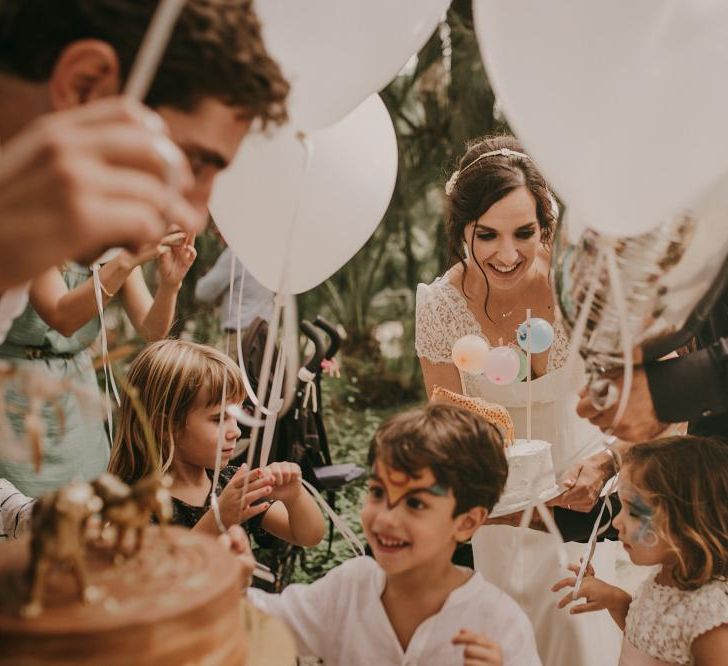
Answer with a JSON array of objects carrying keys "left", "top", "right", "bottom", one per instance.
[{"left": 445, "top": 135, "right": 556, "bottom": 321}]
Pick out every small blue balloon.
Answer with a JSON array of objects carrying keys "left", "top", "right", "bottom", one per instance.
[{"left": 516, "top": 318, "right": 554, "bottom": 353}]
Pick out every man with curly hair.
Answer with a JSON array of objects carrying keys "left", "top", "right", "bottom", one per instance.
[{"left": 0, "top": 0, "right": 289, "bottom": 286}]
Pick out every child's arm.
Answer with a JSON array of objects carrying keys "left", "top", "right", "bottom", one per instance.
[
  {"left": 120, "top": 240, "right": 196, "bottom": 341},
  {"left": 692, "top": 624, "right": 728, "bottom": 666},
  {"left": 30, "top": 258, "right": 137, "bottom": 337},
  {"left": 260, "top": 462, "right": 326, "bottom": 548},
  {"left": 552, "top": 563, "right": 632, "bottom": 630},
  {"left": 451, "top": 630, "right": 502, "bottom": 665}
]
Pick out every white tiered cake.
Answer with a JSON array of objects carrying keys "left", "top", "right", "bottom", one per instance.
[{"left": 492, "top": 439, "right": 560, "bottom": 516}]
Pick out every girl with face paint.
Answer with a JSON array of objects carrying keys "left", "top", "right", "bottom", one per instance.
[{"left": 552, "top": 436, "right": 728, "bottom": 665}]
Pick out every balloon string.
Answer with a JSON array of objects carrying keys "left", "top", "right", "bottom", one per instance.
[
  {"left": 259, "top": 348, "right": 286, "bottom": 467},
  {"left": 301, "top": 479, "right": 365, "bottom": 558},
  {"left": 604, "top": 245, "right": 633, "bottom": 430},
  {"left": 526, "top": 308, "right": 532, "bottom": 441},
  {"left": 124, "top": 0, "right": 187, "bottom": 100},
  {"left": 91, "top": 264, "right": 120, "bottom": 444}
]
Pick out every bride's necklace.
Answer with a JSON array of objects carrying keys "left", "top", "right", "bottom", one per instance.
[{"left": 501, "top": 306, "right": 516, "bottom": 320}]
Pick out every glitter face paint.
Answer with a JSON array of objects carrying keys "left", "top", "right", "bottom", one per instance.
[{"left": 371, "top": 459, "right": 448, "bottom": 508}]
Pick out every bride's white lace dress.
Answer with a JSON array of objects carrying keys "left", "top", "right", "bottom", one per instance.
[{"left": 416, "top": 276, "right": 621, "bottom": 666}]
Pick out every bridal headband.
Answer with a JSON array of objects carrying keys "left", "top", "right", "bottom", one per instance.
[{"left": 445, "top": 147, "right": 531, "bottom": 196}]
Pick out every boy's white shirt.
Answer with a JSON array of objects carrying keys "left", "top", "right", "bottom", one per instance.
[{"left": 248, "top": 555, "right": 542, "bottom": 666}]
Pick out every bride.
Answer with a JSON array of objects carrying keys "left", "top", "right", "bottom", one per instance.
[{"left": 416, "top": 134, "right": 622, "bottom": 666}]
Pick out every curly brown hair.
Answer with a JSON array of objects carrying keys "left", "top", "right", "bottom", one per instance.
[
  {"left": 0, "top": 0, "right": 288, "bottom": 125},
  {"left": 624, "top": 435, "right": 728, "bottom": 589},
  {"left": 367, "top": 403, "right": 508, "bottom": 515}
]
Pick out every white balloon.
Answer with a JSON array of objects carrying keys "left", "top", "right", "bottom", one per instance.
[
  {"left": 256, "top": 0, "right": 451, "bottom": 129},
  {"left": 474, "top": 2, "right": 728, "bottom": 237},
  {"left": 209, "top": 94, "right": 397, "bottom": 294}
]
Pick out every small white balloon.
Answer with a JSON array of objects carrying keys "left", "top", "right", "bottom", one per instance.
[{"left": 451, "top": 335, "right": 489, "bottom": 375}]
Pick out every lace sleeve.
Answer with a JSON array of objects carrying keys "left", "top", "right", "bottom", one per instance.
[
  {"left": 546, "top": 319, "right": 570, "bottom": 372},
  {"left": 415, "top": 282, "right": 457, "bottom": 363},
  {"left": 686, "top": 580, "right": 728, "bottom": 645}
]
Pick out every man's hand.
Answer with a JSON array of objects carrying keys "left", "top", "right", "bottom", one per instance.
[
  {"left": 549, "top": 452, "right": 611, "bottom": 513},
  {"left": 0, "top": 97, "right": 203, "bottom": 288},
  {"left": 452, "top": 629, "right": 503, "bottom": 665},
  {"left": 576, "top": 367, "right": 667, "bottom": 441}
]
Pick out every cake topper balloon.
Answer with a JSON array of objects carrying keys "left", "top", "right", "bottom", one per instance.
[
  {"left": 451, "top": 335, "right": 490, "bottom": 375},
  {"left": 518, "top": 311, "right": 555, "bottom": 441},
  {"left": 516, "top": 318, "right": 554, "bottom": 354},
  {"left": 483, "top": 346, "right": 520, "bottom": 385}
]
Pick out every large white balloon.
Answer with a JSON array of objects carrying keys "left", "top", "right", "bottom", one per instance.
[
  {"left": 474, "top": 2, "right": 728, "bottom": 237},
  {"left": 256, "top": 0, "right": 451, "bottom": 129},
  {"left": 209, "top": 94, "right": 397, "bottom": 294}
]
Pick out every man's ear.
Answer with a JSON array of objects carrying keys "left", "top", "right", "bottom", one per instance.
[
  {"left": 49, "top": 40, "right": 121, "bottom": 110},
  {"left": 453, "top": 506, "right": 488, "bottom": 542}
]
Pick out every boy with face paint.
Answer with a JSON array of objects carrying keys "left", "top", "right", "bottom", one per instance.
[{"left": 248, "top": 404, "right": 541, "bottom": 666}]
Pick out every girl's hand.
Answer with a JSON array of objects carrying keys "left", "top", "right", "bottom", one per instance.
[
  {"left": 552, "top": 563, "right": 625, "bottom": 614},
  {"left": 263, "top": 462, "right": 303, "bottom": 505},
  {"left": 158, "top": 234, "right": 196, "bottom": 288},
  {"left": 218, "top": 524, "right": 255, "bottom": 590},
  {"left": 218, "top": 464, "right": 273, "bottom": 528},
  {"left": 452, "top": 629, "right": 503, "bottom": 665}
]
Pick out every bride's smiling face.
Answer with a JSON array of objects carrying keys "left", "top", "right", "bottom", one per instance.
[{"left": 464, "top": 186, "right": 541, "bottom": 291}]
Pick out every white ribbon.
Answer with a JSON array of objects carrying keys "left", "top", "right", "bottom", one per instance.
[
  {"left": 298, "top": 367, "right": 318, "bottom": 413},
  {"left": 301, "top": 479, "right": 366, "bottom": 558},
  {"left": 91, "top": 264, "right": 121, "bottom": 443},
  {"left": 572, "top": 242, "right": 633, "bottom": 595}
]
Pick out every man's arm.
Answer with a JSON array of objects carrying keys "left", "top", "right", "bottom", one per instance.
[{"left": 194, "top": 248, "right": 233, "bottom": 305}]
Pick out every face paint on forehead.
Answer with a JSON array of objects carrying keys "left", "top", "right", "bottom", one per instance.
[{"left": 372, "top": 459, "right": 449, "bottom": 507}]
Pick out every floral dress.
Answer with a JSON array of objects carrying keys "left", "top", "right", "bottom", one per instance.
[
  {"left": 620, "top": 574, "right": 728, "bottom": 665},
  {"left": 0, "top": 264, "right": 108, "bottom": 497}
]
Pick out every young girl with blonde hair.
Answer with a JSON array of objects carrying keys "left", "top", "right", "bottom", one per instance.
[
  {"left": 108, "top": 339, "right": 325, "bottom": 546},
  {"left": 553, "top": 436, "right": 728, "bottom": 665}
]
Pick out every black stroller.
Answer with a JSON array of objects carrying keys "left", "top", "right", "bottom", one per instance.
[{"left": 234, "top": 315, "right": 365, "bottom": 591}]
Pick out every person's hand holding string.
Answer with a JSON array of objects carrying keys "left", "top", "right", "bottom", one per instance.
[
  {"left": 217, "top": 464, "right": 274, "bottom": 528},
  {"left": 552, "top": 562, "right": 632, "bottom": 629},
  {"left": 157, "top": 232, "right": 197, "bottom": 290}
]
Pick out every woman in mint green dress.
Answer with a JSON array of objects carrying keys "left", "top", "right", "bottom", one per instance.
[{"left": 0, "top": 239, "right": 196, "bottom": 497}]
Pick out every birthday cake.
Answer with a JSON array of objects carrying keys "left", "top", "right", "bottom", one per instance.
[
  {"left": 494, "top": 439, "right": 559, "bottom": 513},
  {"left": 0, "top": 526, "right": 247, "bottom": 666}
]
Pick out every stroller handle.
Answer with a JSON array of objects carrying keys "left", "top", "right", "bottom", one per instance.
[
  {"left": 313, "top": 316, "right": 341, "bottom": 359},
  {"left": 300, "top": 320, "right": 327, "bottom": 373}
]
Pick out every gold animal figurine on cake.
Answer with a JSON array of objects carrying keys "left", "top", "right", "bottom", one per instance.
[
  {"left": 431, "top": 385, "right": 515, "bottom": 445},
  {"left": 91, "top": 473, "right": 172, "bottom": 560},
  {"left": 21, "top": 481, "right": 102, "bottom": 618}
]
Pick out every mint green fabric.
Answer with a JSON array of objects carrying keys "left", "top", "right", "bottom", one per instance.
[{"left": 0, "top": 264, "right": 109, "bottom": 497}]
